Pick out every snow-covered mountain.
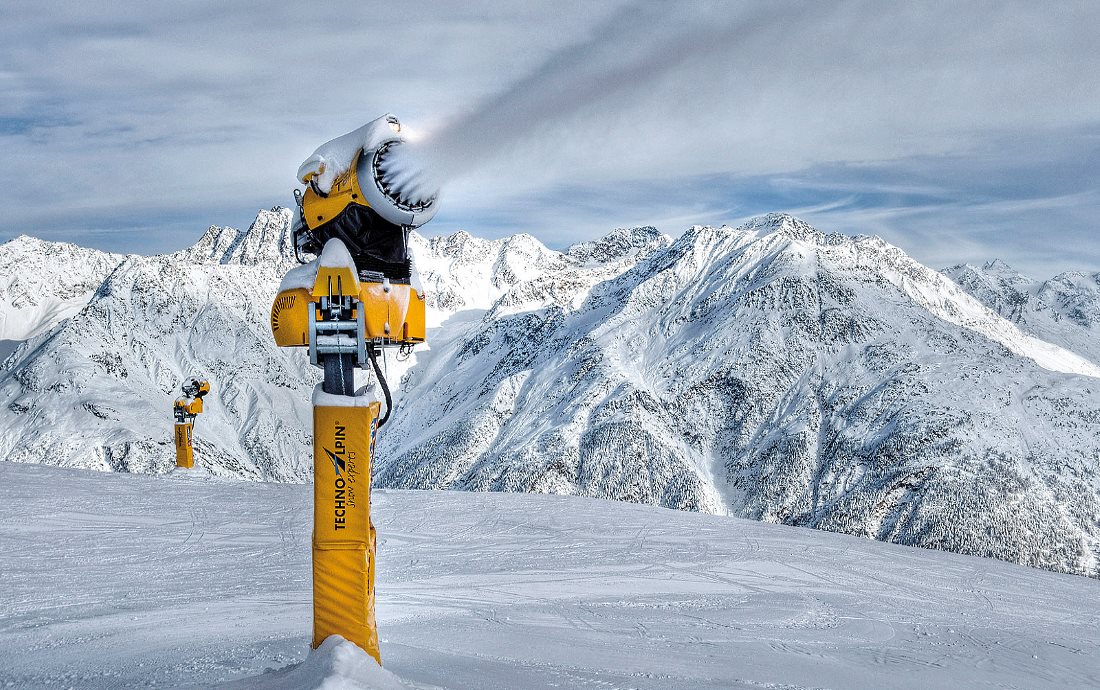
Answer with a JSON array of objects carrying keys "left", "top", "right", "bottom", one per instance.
[
  {"left": 0, "top": 210, "right": 657, "bottom": 480},
  {"left": 1, "top": 211, "right": 1099, "bottom": 579},
  {"left": 0, "top": 209, "right": 318, "bottom": 479},
  {"left": 943, "top": 259, "right": 1100, "bottom": 364},
  {"left": 379, "top": 214, "right": 1100, "bottom": 578},
  {"left": 0, "top": 235, "right": 125, "bottom": 344}
]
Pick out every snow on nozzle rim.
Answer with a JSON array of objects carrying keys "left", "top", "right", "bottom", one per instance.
[{"left": 357, "top": 137, "right": 440, "bottom": 229}]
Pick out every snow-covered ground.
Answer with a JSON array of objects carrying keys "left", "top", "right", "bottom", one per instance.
[{"left": 1, "top": 462, "right": 1098, "bottom": 689}]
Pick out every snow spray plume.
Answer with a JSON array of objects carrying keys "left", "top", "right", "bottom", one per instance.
[{"left": 417, "top": 2, "right": 835, "bottom": 185}]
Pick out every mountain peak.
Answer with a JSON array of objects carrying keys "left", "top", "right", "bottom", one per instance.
[
  {"left": 502, "top": 233, "right": 551, "bottom": 252},
  {"left": 737, "top": 213, "right": 825, "bottom": 243},
  {"left": 427, "top": 230, "right": 480, "bottom": 255},
  {"left": 2, "top": 234, "right": 45, "bottom": 249},
  {"left": 567, "top": 226, "right": 668, "bottom": 264},
  {"left": 0, "top": 233, "right": 111, "bottom": 257},
  {"left": 978, "top": 259, "right": 1035, "bottom": 282},
  {"left": 223, "top": 207, "right": 295, "bottom": 267},
  {"left": 186, "top": 224, "right": 245, "bottom": 264},
  {"left": 177, "top": 207, "right": 295, "bottom": 268}
]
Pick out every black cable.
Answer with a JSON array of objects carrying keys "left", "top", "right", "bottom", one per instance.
[{"left": 367, "top": 344, "right": 392, "bottom": 428}]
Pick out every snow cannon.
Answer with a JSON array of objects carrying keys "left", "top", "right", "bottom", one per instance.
[
  {"left": 173, "top": 377, "right": 209, "bottom": 469},
  {"left": 269, "top": 115, "right": 437, "bottom": 665},
  {"left": 292, "top": 113, "right": 439, "bottom": 279}
]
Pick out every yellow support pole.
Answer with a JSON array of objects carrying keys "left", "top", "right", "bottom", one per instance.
[
  {"left": 312, "top": 399, "right": 382, "bottom": 663},
  {"left": 174, "top": 422, "right": 194, "bottom": 468},
  {"left": 270, "top": 234, "right": 425, "bottom": 663}
]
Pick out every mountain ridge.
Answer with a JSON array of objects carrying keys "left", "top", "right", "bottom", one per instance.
[
  {"left": 1, "top": 210, "right": 1098, "bottom": 578},
  {"left": 943, "top": 259, "right": 1100, "bottom": 365}
]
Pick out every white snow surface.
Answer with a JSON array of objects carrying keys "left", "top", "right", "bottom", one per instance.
[
  {"left": 2, "top": 462, "right": 1099, "bottom": 690},
  {"left": 313, "top": 383, "right": 380, "bottom": 409},
  {"left": 320, "top": 237, "right": 359, "bottom": 271},
  {"left": 223, "top": 636, "right": 422, "bottom": 690},
  {"left": 278, "top": 258, "right": 321, "bottom": 293}
]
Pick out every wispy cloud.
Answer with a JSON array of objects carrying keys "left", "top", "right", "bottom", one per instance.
[{"left": 1, "top": 1, "right": 1098, "bottom": 276}]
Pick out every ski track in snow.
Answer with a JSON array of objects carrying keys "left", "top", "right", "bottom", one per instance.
[{"left": 1, "top": 463, "right": 1098, "bottom": 689}]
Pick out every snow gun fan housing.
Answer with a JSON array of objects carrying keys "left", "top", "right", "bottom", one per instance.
[{"left": 293, "top": 115, "right": 439, "bottom": 282}]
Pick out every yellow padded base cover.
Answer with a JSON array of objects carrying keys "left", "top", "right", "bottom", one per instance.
[
  {"left": 312, "top": 400, "right": 382, "bottom": 663},
  {"left": 174, "top": 422, "right": 194, "bottom": 468}
]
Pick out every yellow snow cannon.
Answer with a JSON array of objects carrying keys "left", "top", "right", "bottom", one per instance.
[
  {"left": 173, "top": 377, "right": 210, "bottom": 469},
  {"left": 270, "top": 114, "right": 439, "bottom": 665}
]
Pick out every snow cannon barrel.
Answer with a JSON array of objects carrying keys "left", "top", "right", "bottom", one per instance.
[
  {"left": 293, "top": 114, "right": 439, "bottom": 281},
  {"left": 274, "top": 117, "right": 436, "bottom": 665},
  {"left": 269, "top": 239, "right": 389, "bottom": 662},
  {"left": 181, "top": 377, "right": 210, "bottom": 399}
]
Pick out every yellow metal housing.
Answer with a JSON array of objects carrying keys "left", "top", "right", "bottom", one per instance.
[
  {"left": 270, "top": 283, "right": 426, "bottom": 346},
  {"left": 268, "top": 236, "right": 427, "bottom": 664},
  {"left": 301, "top": 151, "right": 371, "bottom": 231},
  {"left": 174, "top": 397, "right": 204, "bottom": 415},
  {"left": 312, "top": 401, "right": 381, "bottom": 662},
  {"left": 270, "top": 288, "right": 312, "bottom": 347},
  {"left": 360, "top": 282, "right": 425, "bottom": 342},
  {"left": 312, "top": 257, "right": 361, "bottom": 301},
  {"left": 173, "top": 391, "right": 205, "bottom": 468}
]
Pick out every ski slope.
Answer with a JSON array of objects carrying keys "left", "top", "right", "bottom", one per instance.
[{"left": 1, "top": 462, "right": 1098, "bottom": 689}]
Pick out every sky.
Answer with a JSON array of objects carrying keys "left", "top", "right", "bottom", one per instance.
[{"left": 1, "top": 1, "right": 1098, "bottom": 277}]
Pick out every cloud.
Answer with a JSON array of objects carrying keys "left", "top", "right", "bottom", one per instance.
[{"left": 1, "top": 1, "right": 1098, "bottom": 277}]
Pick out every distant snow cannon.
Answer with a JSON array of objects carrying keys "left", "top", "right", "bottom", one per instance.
[
  {"left": 172, "top": 377, "right": 210, "bottom": 469},
  {"left": 271, "top": 114, "right": 437, "bottom": 665},
  {"left": 292, "top": 113, "right": 439, "bottom": 279}
]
